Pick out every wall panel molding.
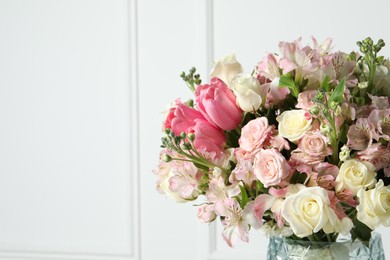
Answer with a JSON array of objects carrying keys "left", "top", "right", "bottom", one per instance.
[{"left": 129, "top": 0, "right": 141, "bottom": 259}]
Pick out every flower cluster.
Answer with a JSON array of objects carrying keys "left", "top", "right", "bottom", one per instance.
[{"left": 154, "top": 37, "right": 390, "bottom": 247}]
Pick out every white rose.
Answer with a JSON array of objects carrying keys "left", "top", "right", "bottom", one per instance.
[
  {"left": 335, "top": 159, "right": 376, "bottom": 195},
  {"left": 281, "top": 187, "right": 340, "bottom": 238},
  {"left": 231, "top": 73, "right": 262, "bottom": 112},
  {"left": 210, "top": 53, "right": 243, "bottom": 85},
  {"left": 277, "top": 110, "right": 312, "bottom": 142},
  {"left": 357, "top": 180, "right": 390, "bottom": 229}
]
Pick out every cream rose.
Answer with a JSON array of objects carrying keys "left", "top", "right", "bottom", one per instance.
[
  {"left": 277, "top": 110, "right": 312, "bottom": 142},
  {"left": 210, "top": 53, "right": 243, "bottom": 85},
  {"left": 281, "top": 187, "right": 342, "bottom": 238},
  {"left": 253, "top": 149, "right": 290, "bottom": 188},
  {"left": 357, "top": 180, "right": 390, "bottom": 229},
  {"left": 335, "top": 159, "right": 377, "bottom": 195},
  {"left": 231, "top": 73, "right": 262, "bottom": 112}
]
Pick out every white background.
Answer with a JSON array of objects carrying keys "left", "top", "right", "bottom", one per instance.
[{"left": 0, "top": 0, "right": 389, "bottom": 259}]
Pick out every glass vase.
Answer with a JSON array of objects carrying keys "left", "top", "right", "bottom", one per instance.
[{"left": 266, "top": 232, "right": 384, "bottom": 260}]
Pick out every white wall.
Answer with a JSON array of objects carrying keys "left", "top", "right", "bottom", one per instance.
[{"left": 0, "top": 0, "right": 389, "bottom": 260}]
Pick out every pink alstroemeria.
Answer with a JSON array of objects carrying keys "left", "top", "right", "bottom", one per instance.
[
  {"left": 198, "top": 204, "right": 217, "bottom": 223},
  {"left": 230, "top": 159, "right": 256, "bottom": 185},
  {"left": 219, "top": 199, "right": 260, "bottom": 247},
  {"left": 256, "top": 53, "right": 290, "bottom": 108},
  {"left": 357, "top": 143, "right": 390, "bottom": 171},
  {"left": 168, "top": 160, "right": 202, "bottom": 200},
  {"left": 368, "top": 109, "right": 390, "bottom": 139},
  {"left": 206, "top": 176, "right": 240, "bottom": 215},
  {"left": 347, "top": 118, "right": 379, "bottom": 150},
  {"left": 254, "top": 194, "right": 284, "bottom": 228},
  {"left": 368, "top": 94, "right": 389, "bottom": 109},
  {"left": 278, "top": 38, "right": 319, "bottom": 79}
]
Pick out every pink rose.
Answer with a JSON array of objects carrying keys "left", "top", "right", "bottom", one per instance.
[
  {"left": 296, "top": 90, "right": 317, "bottom": 111},
  {"left": 239, "top": 117, "right": 274, "bottom": 153},
  {"left": 291, "top": 131, "right": 332, "bottom": 165},
  {"left": 195, "top": 77, "right": 242, "bottom": 130},
  {"left": 253, "top": 149, "right": 291, "bottom": 188}
]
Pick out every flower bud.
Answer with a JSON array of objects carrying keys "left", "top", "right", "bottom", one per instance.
[
  {"left": 162, "top": 153, "right": 172, "bottom": 162},
  {"left": 309, "top": 106, "right": 320, "bottom": 116},
  {"left": 320, "top": 123, "right": 331, "bottom": 135},
  {"left": 180, "top": 132, "right": 186, "bottom": 139},
  {"left": 358, "top": 82, "right": 368, "bottom": 89},
  {"left": 339, "top": 145, "right": 350, "bottom": 162},
  {"left": 334, "top": 106, "right": 342, "bottom": 117},
  {"left": 188, "top": 133, "right": 195, "bottom": 142}
]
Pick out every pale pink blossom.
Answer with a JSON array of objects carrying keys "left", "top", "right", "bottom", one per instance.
[
  {"left": 206, "top": 176, "right": 240, "bottom": 215},
  {"left": 313, "top": 163, "right": 339, "bottom": 189},
  {"left": 261, "top": 81, "right": 291, "bottom": 108},
  {"left": 253, "top": 149, "right": 291, "bottom": 188},
  {"left": 256, "top": 53, "right": 281, "bottom": 80},
  {"left": 254, "top": 194, "right": 284, "bottom": 228},
  {"left": 368, "top": 94, "right": 389, "bottom": 110},
  {"left": 168, "top": 161, "right": 202, "bottom": 200},
  {"left": 239, "top": 117, "right": 274, "bottom": 153},
  {"left": 357, "top": 143, "right": 390, "bottom": 171},
  {"left": 278, "top": 38, "right": 319, "bottom": 80},
  {"left": 153, "top": 150, "right": 192, "bottom": 202},
  {"left": 368, "top": 109, "right": 390, "bottom": 139},
  {"left": 230, "top": 159, "right": 256, "bottom": 185},
  {"left": 255, "top": 54, "right": 290, "bottom": 108},
  {"left": 198, "top": 204, "right": 217, "bottom": 223},
  {"left": 195, "top": 77, "right": 242, "bottom": 130},
  {"left": 347, "top": 118, "right": 379, "bottom": 150},
  {"left": 219, "top": 198, "right": 249, "bottom": 247}
]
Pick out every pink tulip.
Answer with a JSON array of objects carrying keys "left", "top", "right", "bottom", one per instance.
[
  {"left": 193, "top": 119, "right": 226, "bottom": 154},
  {"left": 164, "top": 100, "right": 226, "bottom": 154},
  {"left": 166, "top": 100, "right": 205, "bottom": 136},
  {"left": 195, "top": 77, "right": 242, "bottom": 130}
]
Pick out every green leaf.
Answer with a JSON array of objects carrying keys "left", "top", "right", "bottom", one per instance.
[
  {"left": 239, "top": 185, "right": 249, "bottom": 208},
  {"left": 329, "top": 79, "right": 346, "bottom": 104},
  {"left": 321, "top": 75, "right": 331, "bottom": 92},
  {"left": 290, "top": 172, "right": 308, "bottom": 184},
  {"left": 339, "top": 124, "right": 349, "bottom": 144},
  {"left": 279, "top": 74, "right": 299, "bottom": 97},
  {"left": 351, "top": 218, "right": 372, "bottom": 247}
]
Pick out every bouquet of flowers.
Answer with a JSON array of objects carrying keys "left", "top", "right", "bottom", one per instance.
[{"left": 154, "top": 37, "right": 390, "bottom": 247}]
